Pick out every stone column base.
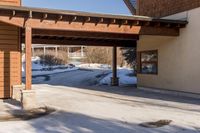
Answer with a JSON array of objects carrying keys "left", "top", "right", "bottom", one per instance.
[
  {"left": 21, "top": 90, "right": 37, "bottom": 110},
  {"left": 111, "top": 77, "right": 119, "bottom": 86},
  {"left": 12, "top": 85, "right": 25, "bottom": 102}
]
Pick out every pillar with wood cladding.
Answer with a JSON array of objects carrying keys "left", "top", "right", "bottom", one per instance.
[{"left": 25, "top": 27, "right": 32, "bottom": 90}]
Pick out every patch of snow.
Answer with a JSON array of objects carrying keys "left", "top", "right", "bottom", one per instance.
[
  {"left": 78, "top": 63, "right": 137, "bottom": 86},
  {"left": 99, "top": 69, "right": 137, "bottom": 86},
  {"left": 78, "top": 63, "right": 111, "bottom": 70},
  {"left": 22, "top": 56, "right": 78, "bottom": 77}
]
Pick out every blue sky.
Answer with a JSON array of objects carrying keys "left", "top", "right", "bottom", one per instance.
[{"left": 22, "top": 0, "right": 131, "bottom": 15}]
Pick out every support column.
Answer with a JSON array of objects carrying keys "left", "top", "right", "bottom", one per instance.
[
  {"left": 25, "top": 26, "right": 32, "bottom": 90},
  {"left": 67, "top": 47, "right": 70, "bottom": 57},
  {"left": 44, "top": 46, "right": 46, "bottom": 56},
  {"left": 111, "top": 46, "right": 119, "bottom": 86},
  {"left": 23, "top": 26, "right": 37, "bottom": 110},
  {"left": 81, "top": 46, "right": 84, "bottom": 57},
  {"left": 32, "top": 47, "right": 34, "bottom": 57}
]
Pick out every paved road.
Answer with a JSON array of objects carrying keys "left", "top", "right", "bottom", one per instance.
[
  {"left": 0, "top": 69, "right": 200, "bottom": 133},
  {"left": 32, "top": 68, "right": 109, "bottom": 87}
]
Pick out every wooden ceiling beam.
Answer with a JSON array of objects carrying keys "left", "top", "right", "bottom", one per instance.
[
  {"left": 140, "top": 26, "right": 179, "bottom": 36},
  {"left": 27, "top": 29, "right": 139, "bottom": 40},
  {"left": 132, "top": 20, "right": 140, "bottom": 26},
  {"left": 58, "top": 15, "right": 63, "bottom": 21},
  {"left": 29, "top": 11, "right": 32, "bottom": 18},
  {"left": 43, "top": 13, "right": 48, "bottom": 19},
  {"left": 0, "top": 15, "right": 181, "bottom": 36},
  {"left": 12, "top": 10, "right": 16, "bottom": 17},
  {"left": 23, "top": 38, "right": 137, "bottom": 47},
  {"left": 70, "top": 16, "right": 77, "bottom": 23},
  {"left": 98, "top": 18, "right": 104, "bottom": 24},
  {"left": 85, "top": 17, "right": 91, "bottom": 22}
]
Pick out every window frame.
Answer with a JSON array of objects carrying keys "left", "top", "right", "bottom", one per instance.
[{"left": 139, "top": 50, "right": 158, "bottom": 75}]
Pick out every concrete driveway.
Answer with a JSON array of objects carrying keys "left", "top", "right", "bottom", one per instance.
[{"left": 1, "top": 69, "right": 200, "bottom": 133}]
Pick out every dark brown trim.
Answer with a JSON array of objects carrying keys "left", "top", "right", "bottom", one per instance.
[{"left": 123, "top": 0, "right": 136, "bottom": 15}]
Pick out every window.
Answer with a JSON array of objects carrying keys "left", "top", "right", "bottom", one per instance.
[{"left": 139, "top": 50, "right": 158, "bottom": 74}]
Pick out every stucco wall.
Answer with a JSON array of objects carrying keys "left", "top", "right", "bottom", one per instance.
[{"left": 137, "top": 7, "right": 200, "bottom": 94}]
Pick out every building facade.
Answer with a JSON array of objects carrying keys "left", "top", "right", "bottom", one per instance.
[
  {"left": 134, "top": 0, "right": 200, "bottom": 94},
  {"left": 0, "top": 0, "right": 187, "bottom": 100},
  {"left": 0, "top": 0, "right": 21, "bottom": 98}
]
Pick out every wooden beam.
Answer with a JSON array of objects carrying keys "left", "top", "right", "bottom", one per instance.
[
  {"left": 123, "top": 20, "right": 128, "bottom": 25},
  {"left": 29, "top": 11, "right": 32, "bottom": 18},
  {"left": 70, "top": 16, "right": 77, "bottom": 23},
  {"left": 154, "top": 22, "right": 161, "bottom": 27},
  {"left": 29, "top": 29, "right": 139, "bottom": 40},
  {"left": 111, "top": 19, "right": 116, "bottom": 24},
  {"left": 58, "top": 15, "right": 63, "bottom": 21},
  {"left": 144, "top": 21, "right": 151, "bottom": 26},
  {"left": 85, "top": 17, "right": 91, "bottom": 22},
  {"left": 0, "top": 16, "right": 180, "bottom": 36},
  {"left": 98, "top": 18, "right": 104, "bottom": 23},
  {"left": 25, "top": 26, "right": 32, "bottom": 90},
  {"left": 32, "top": 19, "right": 142, "bottom": 34},
  {"left": 25, "top": 38, "right": 137, "bottom": 47},
  {"left": 132, "top": 21, "right": 140, "bottom": 26},
  {"left": 12, "top": 10, "right": 16, "bottom": 17},
  {"left": 123, "top": 0, "right": 136, "bottom": 15},
  {"left": 43, "top": 13, "right": 48, "bottom": 19},
  {"left": 140, "top": 26, "right": 179, "bottom": 36}
]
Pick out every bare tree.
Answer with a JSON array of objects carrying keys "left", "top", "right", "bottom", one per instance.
[{"left": 83, "top": 47, "right": 124, "bottom": 66}]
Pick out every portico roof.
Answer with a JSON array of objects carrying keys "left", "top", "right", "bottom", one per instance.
[{"left": 0, "top": 5, "right": 188, "bottom": 47}]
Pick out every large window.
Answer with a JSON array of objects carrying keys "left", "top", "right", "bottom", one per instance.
[{"left": 139, "top": 50, "right": 158, "bottom": 74}]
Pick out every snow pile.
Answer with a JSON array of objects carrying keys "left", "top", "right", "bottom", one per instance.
[
  {"left": 99, "top": 69, "right": 137, "bottom": 86},
  {"left": 78, "top": 63, "right": 111, "bottom": 70},
  {"left": 78, "top": 63, "right": 137, "bottom": 86},
  {"left": 22, "top": 56, "right": 78, "bottom": 77}
]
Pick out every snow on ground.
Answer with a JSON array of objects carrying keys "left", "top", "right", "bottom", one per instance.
[
  {"left": 22, "top": 56, "right": 78, "bottom": 77},
  {"left": 78, "top": 63, "right": 111, "bottom": 70},
  {"left": 78, "top": 63, "right": 137, "bottom": 86},
  {"left": 22, "top": 57, "right": 136, "bottom": 86},
  {"left": 0, "top": 64, "right": 199, "bottom": 133},
  {"left": 99, "top": 69, "right": 137, "bottom": 86},
  {"left": 1, "top": 83, "right": 199, "bottom": 133}
]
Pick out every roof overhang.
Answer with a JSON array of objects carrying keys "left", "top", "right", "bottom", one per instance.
[
  {"left": 123, "top": 0, "right": 136, "bottom": 15},
  {"left": 0, "top": 6, "right": 188, "bottom": 47}
]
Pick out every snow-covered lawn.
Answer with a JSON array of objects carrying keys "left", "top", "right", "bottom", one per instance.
[
  {"left": 78, "top": 63, "right": 137, "bottom": 86},
  {"left": 22, "top": 57, "right": 137, "bottom": 86},
  {"left": 99, "top": 69, "right": 137, "bottom": 86},
  {"left": 22, "top": 56, "right": 78, "bottom": 77},
  {"left": 78, "top": 63, "right": 111, "bottom": 70}
]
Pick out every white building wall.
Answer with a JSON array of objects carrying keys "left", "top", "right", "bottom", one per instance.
[{"left": 137, "top": 7, "right": 200, "bottom": 94}]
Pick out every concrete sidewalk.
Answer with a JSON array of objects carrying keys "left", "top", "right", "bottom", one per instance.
[
  {"left": 0, "top": 69, "right": 200, "bottom": 133},
  {"left": 0, "top": 84, "right": 199, "bottom": 133}
]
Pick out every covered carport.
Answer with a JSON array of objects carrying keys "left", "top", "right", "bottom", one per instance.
[{"left": 0, "top": 5, "right": 187, "bottom": 108}]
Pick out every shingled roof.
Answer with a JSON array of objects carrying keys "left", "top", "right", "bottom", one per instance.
[{"left": 123, "top": 0, "right": 136, "bottom": 15}]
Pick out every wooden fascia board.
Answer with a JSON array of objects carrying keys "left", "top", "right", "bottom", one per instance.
[{"left": 0, "top": 15, "right": 180, "bottom": 36}]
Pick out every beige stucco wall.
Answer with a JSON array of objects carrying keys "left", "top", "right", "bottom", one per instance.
[{"left": 137, "top": 7, "right": 200, "bottom": 94}]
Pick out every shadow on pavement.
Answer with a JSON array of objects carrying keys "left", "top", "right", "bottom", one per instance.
[
  {"left": 29, "top": 111, "right": 197, "bottom": 133},
  {"left": 29, "top": 69, "right": 200, "bottom": 108}
]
